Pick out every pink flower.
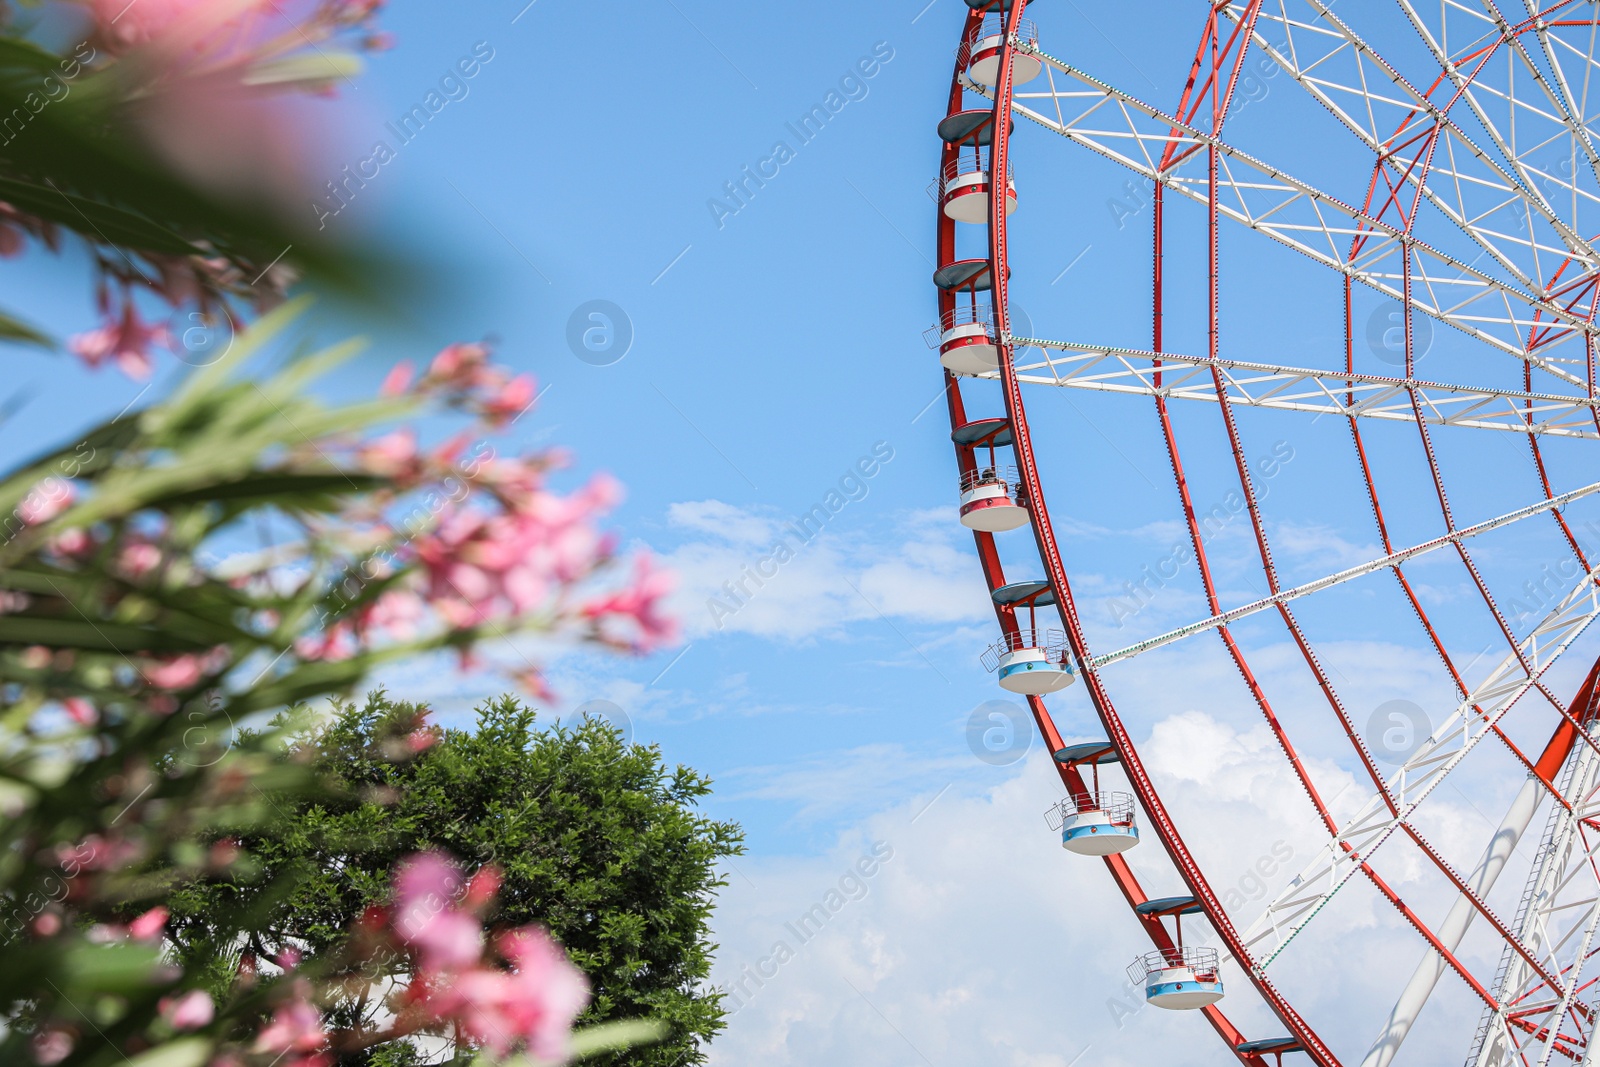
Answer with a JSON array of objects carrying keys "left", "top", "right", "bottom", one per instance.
[
  {"left": 62, "top": 698, "right": 97, "bottom": 727},
  {"left": 583, "top": 555, "right": 679, "bottom": 652},
  {"left": 358, "top": 429, "right": 420, "bottom": 480},
  {"left": 31, "top": 1028, "right": 73, "bottom": 1065},
  {"left": 252, "top": 998, "right": 325, "bottom": 1055},
  {"left": 381, "top": 852, "right": 589, "bottom": 1059},
  {"left": 160, "top": 989, "right": 215, "bottom": 1031},
  {"left": 393, "top": 852, "right": 482, "bottom": 971},
  {"left": 61, "top": 834, "right": 141, "bottom": 872},
  {"left": 19, "top": 480, "right": 74, "bottom": 525},
  {"left": 295, "top": 623, "right": 358, "bottom": 663},
  {"left": 0, "top": 222, "right": 24, "bottom": 257},
  {"left": 411, "top": 472, "right": 622, "bottom": 630},
  {"left": 363, "top": 589, "right": 424, "bottom": 639},
  {"left": 425, "top": 930, "right": 589, "bottom": 1058},
  {"left": 48, "top": 528, "right": 94, "bottom": 558},
  {"left": 483, "top": 373, "right": 536, "bottom": 426},
  {"left": 462, "top": 866, "right": 502, "bottom": 912},
  {"left": 89, "top": 0, "right": 247, "bottom": 47},
  {"left": 129, "top": 906, "right": 168, "bottom": 941},
  {"left": 136, "top": 83, "right": 313, "bottom": 215},
  {"left": 68, "top": 304, "right": 170, "bottom": 379},
  {"left": 495, "top": 929, "right": 591, "bottom": 1060},
  {"left": 511, "top": 666, "right": 557, "bottom": 703},
  {"left": 145, "top": 654, "right": 204, "bottom": 690},
  {"left": 116, "top": 541, "right": 163, "bottom": 579},
  {"left": 426, "top": 342, "right": 494, "bottom": 390},
  {"left": 380, "top": 360, "right": 415, "bottom": 396}
]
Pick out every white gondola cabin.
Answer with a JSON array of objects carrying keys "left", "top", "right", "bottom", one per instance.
[
  {"left": 959, "top": 465, "right": 1029, "bottom": 531},
  {"left": 1045, "top": 742, "right": 1140, "bottom": 855},
  {"left": 980, "top": 581, "right": 1075, "bottom": 694},
  {"left": 1126, "top": 898, "right": 1224, "bottom": 1009},
  {"left": 926, "top": 302, "right": 1000, "bottom": 376},
  {"left": 939, "top": 153, "right": 1017, "bottom": 224},
  {"left": 962, "top": 14, "right": 1042, "bottom": 86},
  {"left": 950, "top": 418, "right": 1028, "bottom": 530}
]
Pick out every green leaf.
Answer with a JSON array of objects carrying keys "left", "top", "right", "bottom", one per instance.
[
  {"left": 0, "top": 176, "right": 200, "bottom": 255},
  {"left": 0, "top": 616, "right": 213, "bottom": 653},
  {"left": 0, "top": 307, "right": 52, "bottom": 349},
  {"left": 244, "top": 53, "right": 364, "bottom": 88},
  {"left": 125, "top": 1038, "right": 213, "bottom": 1067},
  {"left": 568, "top": 1018, "right": 671, "bottom": 1058},
  {"left": 150, "top": 472, "right": 388, "bottom": 508},
  {"left": 60, "top": 942, "right": 163, "bottom": 994},
  {"left": 0, "top": 39, "right": 77, "bottom": 78}
]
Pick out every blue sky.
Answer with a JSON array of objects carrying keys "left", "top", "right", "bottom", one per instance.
[{"left": 5, "top": 2, "right": 1600, "bottom": 1063}]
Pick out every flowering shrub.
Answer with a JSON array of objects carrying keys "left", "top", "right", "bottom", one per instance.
[
  {"left": 1, "top": 5, "right": 682, "bottom": 1062},
  {"left": 164, "top": 693, "right": 741, "bottom": 1067},
  {"left": 0, "top": 1, "right": 397, "bottom": 369},
  {"left": 0, "top": 303, "right": 676, "bottom": 1063}
]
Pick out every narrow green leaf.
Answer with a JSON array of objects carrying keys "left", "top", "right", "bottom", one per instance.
[
  {"left": 0, "top": 616, "right": 212, "bottom": 653},
  {"left": 0, "top": 307, "right": 52, "bottom": 349},
  {"left": 60, "top": 942, "right": 163, "bottom": 993},
  {"left": 245, "top": 53, "right": 364, "bottom": 87},
  {"left": 125, "top": 1038, "right": 213, "bottom": 1067},
  {"left": 0, "top": 176, "right": 200, "bottom": 255},
  {"left": 568, "top": 1018, "right": 670, "bottom": 1058}
]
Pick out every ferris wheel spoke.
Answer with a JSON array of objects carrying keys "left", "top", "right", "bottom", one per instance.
[
  {"left": 1091, "top": 509, "right": 1600, "bottom": 671},
  {"left": 998, "top": 336, "right": 1600, "bottom": 438},
  {"left": 1220, "top": 1, "right": 1600, "bottom": 297},
  {"left": 1399, "top": 0, "right": 1600, "bottom": 231},
  {"left": 985, "top": 53, "right": 1595, "bottom": 385},
  {"left": 1228, "top": 570, "right": 1600, "bottom": 974},
  {"left": 1472, "top": 740, "right": 1600, "bottom": 1067},
  {"left": 1523, "top": 7, "right": 1600, "bottom": 190}
]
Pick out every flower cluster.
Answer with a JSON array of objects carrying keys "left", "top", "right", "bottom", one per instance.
[
  {"left": 38, "top": 0, "right": 396, "bottom": 379},
  {"left": 385, "top": 853, "right": 590, "bottom": 1060},
  {"left": 19, "top": 331, "right": 679, "bottom": 708},
  {"left": 234, "top": 852, "right": 589, "bottom": 1066},
  {"left": 288, "top": 343, "right": 677, "bottom": 675},
  {"left": 25, "top": 795, "right": 592, "bottom": 1065}
]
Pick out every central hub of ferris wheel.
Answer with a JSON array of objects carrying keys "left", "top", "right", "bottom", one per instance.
[{"left": 930, "top": 2, "right": 1600, "bottom": 1066}]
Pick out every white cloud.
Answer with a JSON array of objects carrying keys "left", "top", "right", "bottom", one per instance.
[
  {"left": 655, "top": 500, "right": 992, "bottom": 641},
  {"left": 706, "top": 699, "right": 1530, "bottom": 1067},
  {"left": 719, "top": 742, "right": 976, "bottom": 826}
]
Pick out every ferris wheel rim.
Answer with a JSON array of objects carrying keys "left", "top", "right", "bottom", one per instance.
[{"left": 934, "top": 4, "right": 1600, "bottom": 1065}]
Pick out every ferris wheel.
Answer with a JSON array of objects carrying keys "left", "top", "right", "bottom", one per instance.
[{"left": 932, "top": 2, "right": 1600, "bottom": 1064}]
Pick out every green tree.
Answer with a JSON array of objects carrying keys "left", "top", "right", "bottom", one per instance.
[{"left": 167, "top": 691, "right": 745, "bottom": 1067}]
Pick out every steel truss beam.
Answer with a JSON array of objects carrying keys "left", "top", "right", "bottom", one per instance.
[
  {"left": 1220, "top": 0, "right": 1600, "bottom": 299},
  {"left": 1094, "top": 505, "right": 1600, "bottom": 670},
  {"left": 1228, "top": 569, "right": 1600, "bottom": 976},
  {"left": 971, "top": 53, "right": 1594, "bottom": 388},
  {"left": 1472, "top": 732, "right": 1600, "bottom": 1067},
  {"left": 1002, "top": 336, "right": 1600, "bottom": 439}
]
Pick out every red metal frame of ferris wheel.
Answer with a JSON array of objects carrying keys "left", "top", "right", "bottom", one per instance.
[
  {"left": 937, "top": 3, "right": 1600, "bottom": 1064},
  {"left": 940, "top": 2, "right": 1335, "bottom": 1063},
  {"left": 1141, "top": 1, "right": 1530, "bottom": 1014}
]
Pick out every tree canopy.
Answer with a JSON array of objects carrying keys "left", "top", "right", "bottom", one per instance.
[{"left": 167, "top": 692, "right": 744, "bottom": 1067}]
